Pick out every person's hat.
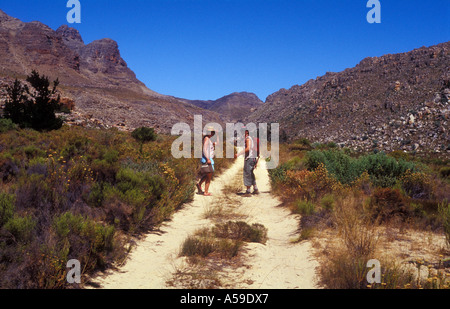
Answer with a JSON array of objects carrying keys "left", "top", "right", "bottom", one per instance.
[{"left": 206, "top": 126, "right": 216, "bottom": 133}]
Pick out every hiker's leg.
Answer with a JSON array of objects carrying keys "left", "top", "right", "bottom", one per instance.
[
  {"left": 197, "top": 175, "right": 206, "bottom": 193},
  {"left": 204, "top": 173, "right": 213, "bottom": 194},
  {"left": 198, "top": 174, "right": 207, "bottom": 186},
  {"left": 249, "top": 159, "right": 259, "bottom": 193},
  {"left": 243, "top": 160, "right": 253, "bottom": 194}
]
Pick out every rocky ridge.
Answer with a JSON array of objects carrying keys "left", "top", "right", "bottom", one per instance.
[
  {"left": 179, "top": 92, "right": 264, "bottom": 122},
  {"left": 248, "top": 42, "right": 450, "bottom": 155},
  {"left": 0, "top": 9, "right": 226, "bottom": 133}
]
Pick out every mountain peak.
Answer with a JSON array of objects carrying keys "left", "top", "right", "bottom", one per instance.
[
  {"left": 0, "top": 9, "right": 9, "bottom": 20},
  {"left": 56, "top": 25, "right": 84, "bottom": 50}
]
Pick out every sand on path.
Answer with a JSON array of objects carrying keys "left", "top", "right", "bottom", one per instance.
[{"left": 90, "top": 158, "right": 319, "bottom": 289}]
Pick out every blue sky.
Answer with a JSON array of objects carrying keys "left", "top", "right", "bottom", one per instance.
[{"left": 1, "top": 0, "right": 449, "bottom": 101}]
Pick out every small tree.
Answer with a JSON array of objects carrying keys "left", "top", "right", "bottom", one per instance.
[
  {"left": 3, "top": 79, "right": 28, "bottom": 126},
  {"left": 4, "top": 70, "right": 63, "bottom": 131},
  {"left": 131, "top": 127, "right": 157, "bottom": 153}
]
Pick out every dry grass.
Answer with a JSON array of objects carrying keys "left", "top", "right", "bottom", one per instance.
[
  {"left": 170, "top": 164, "right": 269, "bottom": 289},
  {"left": 267, "top": 142, "right": 450, "bottom": 289},
  {"left": 312, "top": 192, "right": 450, "bottom": 289}
]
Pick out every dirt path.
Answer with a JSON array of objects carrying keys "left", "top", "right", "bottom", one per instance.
[{"left": 90, "top": 158, "right": 319, "bottom": 289}]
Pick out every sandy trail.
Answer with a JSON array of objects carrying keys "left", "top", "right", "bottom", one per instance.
[{"left": 90, "top": 158, "right": 319, "bottom": 289}]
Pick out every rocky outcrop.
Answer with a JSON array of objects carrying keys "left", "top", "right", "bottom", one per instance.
[
  {"left": 0, "top": 9, "right": 224, "bottom": 133},
  {"left": 248, "top": 42, "right": 450, "bottom": 155}
]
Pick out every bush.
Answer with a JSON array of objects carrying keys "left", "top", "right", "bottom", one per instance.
[
  {"left": 0, "top": 193, "right": 15, "bottom": 227},
  {"left": 359, "top": 153, "right": 417, "bottom": 188},
  {"left": 285, "top": 164, "right": 341, "bottom": 202},
  {"left": 15, "top": 174, "right": 54, "bottom": 211},
  {"left": 369, "top": 188, "right": 411, "bottom": 222},
  {"left": 53, "top": 212, "right": 116, "bottom": 255},
  {"left": 305, "top": 150, "right": 361, "bottom": 185},
  {"left": 61, "top": 136, "right": 90, "bottom": 159},
  {"left": 90, "top": 159, "right": 118, "bottom": 183},
  {"left": 180, "top": 236, "right": 217, "bottom": 258},
  {"left": 131, "top": 127, "right": 157, "bottom": 143},
  {"left": 294, "top": 199, "right": 316, "bottom": 216},
  {"left": 438, "top": 201, "right": 450, "bottom": 248},
  {"left": 320, "top": 194, "right": 335, "bottom": 211},
  {"left": 400, "top": 170, "right": 433, "bottom": 199},
  {"left": 294, "top": 138, "right": 311, "bottom": 146},
  {"left": 4, "top": 72, "right": 63, "bottom": 131},
  {"left": 53, "top": 211, "right": 85, "bottom": 238},
  {"left": 4, "top": 214, "right": 36, "bottom": 243},
  {"left": 132, "top": 127, "right": 157, "bottom": 153},
  {"left": 212, "top": 221, "right": 268, "bottom": 244},
  {"left": 181, "top": 221, "right": 267, "bottom": 260},
  {"left": 87, "top": 182, "right": 104, "bottom": 208},
  {"left": 0, "top": 118, "right": 17, "bottom": 133},
  {"left": 0, "top": 125, "right": 233, "bottom": 288},
  {"left": 305, "top": 150, "right": 418, "bottom": 187}
]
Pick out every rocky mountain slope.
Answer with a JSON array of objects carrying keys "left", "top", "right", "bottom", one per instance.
[
  {"left": 248, "top": 42, "right": 450, "bottom": 155},
  {"left": 0, "top": 9, "right": 226, "bottom": 132},
  {"left": 178, "top": 92, "right": 263, "bottom": 122}
]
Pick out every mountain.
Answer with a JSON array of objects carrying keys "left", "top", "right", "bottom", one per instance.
[
  {"left": 0, "top": 9, "right": 225, "bottom": 133},
  {"left": 179, "top": 92, "right": 264, "bottom": 122},
  {"left": 248, "top": 42, "right": 450, "bottom": 154}
]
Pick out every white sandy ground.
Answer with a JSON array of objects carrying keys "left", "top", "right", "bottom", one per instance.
[{"left": 89, "top": 158, "right": 319, "bottom": 289}]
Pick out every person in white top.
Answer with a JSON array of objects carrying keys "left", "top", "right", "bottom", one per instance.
[{"left": 196, "top": 127, "right": 216, "bottom": 196}]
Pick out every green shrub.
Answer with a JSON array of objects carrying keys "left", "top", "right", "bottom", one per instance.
[
  {"left": 132, "top": 127, "right": 157, "bottom": 153},
  {"left": 294, "top": 138, "right": 311, "bottom": 148},
  {"left": 103, "top": 149, "right": 119, "bottom": 164},
  {"left": 4, "top": 214, "right": 36, "bottom": 243},
  {"left": 269, "top": 157, "right": 303, "bottom": 186},
  {"left": 53, "top": 211, "right": 85, "bottom": 238},
  {"left": 320, "top": 194, "right": 335, "bottom": 211},
  {"left": 305, "top": 150, "right": 361, "bottom": 185},
  {"left": 180, "top": 236, "right": 216, "bottom": 258},
  {"left": 212, "top": 221, "right": 268, "bottom": 244},
  {"left": 122, "top": 188, "right": 147, "bottom": 208},
  {"left": 0, "top": 193, "right": 15, "bottom": 226},
  {"left": 61, "top": 136, "right": 90, "bottom": 159},
  {"left": 0, "top": 118, "right": 17, "bottom": 133},
  {"left": 305, "top": 150, "right": 418, "bottom": 187},
  {"left": 131, "top": 127, "right": 157, "bottom": 143},
  {"left": 294, "top": 199, "right": 316, "bottom": 216},
  {"left": 23, "top": 145, "right": 46, "bottom": 159},
  {"left": 87, "top": 182, "right": 104, "bottom": 207},
  {"left": 438, "top": 201, "right": 450, "bottom": 248},
  {"left": 53, "top": 212, "right": 115, "bottom": 253},
  {"left": 91, "top": 159, "right": 118, "bottom": 183},
  {"left": 359, "top": 153, "right": 417, "bottom": 188}
]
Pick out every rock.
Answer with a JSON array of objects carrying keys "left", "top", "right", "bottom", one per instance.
[
  {"left": 0, "top": 9, "right": 225, "bottom": 134},
  {"left": 247, "top": 41, "right": 450, "bottom": 156}
]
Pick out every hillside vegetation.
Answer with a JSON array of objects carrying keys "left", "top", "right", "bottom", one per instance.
[
  {"left": 268, "top": 140, "right": 450, "bottom": 289},
  {"left": 0, "top": 123, "right": 231, "bottom": 288}
]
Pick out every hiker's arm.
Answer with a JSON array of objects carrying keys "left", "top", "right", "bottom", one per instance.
[{"left": 203, "top": 138, "right": 211, "bottom": 164}]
